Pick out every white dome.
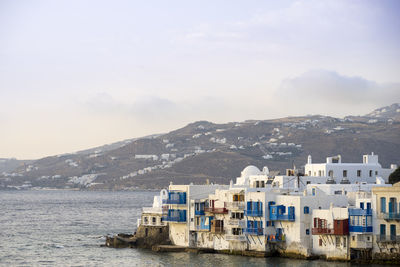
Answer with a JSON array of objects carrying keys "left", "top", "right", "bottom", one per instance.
[{"left": 241, "top": 165, "right": 261, "bottom": 178}]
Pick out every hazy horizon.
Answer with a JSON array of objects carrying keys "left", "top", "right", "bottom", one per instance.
[{"left": 1, "top": 0, "right": 400, "bottom": 159}]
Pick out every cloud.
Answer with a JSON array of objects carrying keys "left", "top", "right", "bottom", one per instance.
[{"left": 275, "top": 69, "right": 400, "bottom": 116}]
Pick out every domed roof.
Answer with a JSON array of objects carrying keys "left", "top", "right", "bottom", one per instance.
[{"left": 241, "top": 165, "right": 261, "bottom": 178}]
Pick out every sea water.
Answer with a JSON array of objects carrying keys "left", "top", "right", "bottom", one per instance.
[{"left": 0, "top": 190, "right": 383, "bottom": 266}]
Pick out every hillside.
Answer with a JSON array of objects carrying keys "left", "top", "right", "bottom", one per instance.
[{"left": 1, "top": 104, "right": 399, "bottom": 190}]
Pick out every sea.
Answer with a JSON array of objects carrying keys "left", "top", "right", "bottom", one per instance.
[{"left": 0, "top": 190, "right": 387, "bottom": 266}]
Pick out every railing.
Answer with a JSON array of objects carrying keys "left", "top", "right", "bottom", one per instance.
[
  {"left": 142, "top": 207, "right": 163, "bottom": 214},
  {"left": 225, "top": 234, "right": 246, "bottom": 241},
  {"left": 244, "top": 210, "right": 263, "bottom": 217},
  {"left": 270, "top": 214, "right": 295, "bottom": 221},
  {"left": 382, "top": 212, "right": 400, "bottom": 220},
  {"left": 196, "top": 225, "right": 210, "bottom": 231},
  {"left": 348, "top": 208, "right": 372, "bottom": 216},
  {"left": 226, "top": 201, "right": 245, "bottom": 210},
  {"left": 205, "top": 207, "right": 228, "bottom": 214},
  {"left": 266, "top": 234, "right": 286, "bottom": 242},
  {"left": 195, "top": 210, "right": 205, "bottom": 216},
  {"left": 211, "top": 226, "right": 224, "bottom": 233},
  {"left": 349, "top": 226, "right": 373, "bottom": 233},
  {"left": 312, "top": 228, "right": 335, "bottom": 235},
  {"left": 162, "top": 215, "right": 186, "bottom": 222},
  {"left": 227, "top": 219, "right": 246, "bottom": 227},
  {"left": 375, "top": 235, "right": 400, "bottom": 242},
  {"left": 163, "top": 198, "right": 186, "bottom": 205},
  {"left": 245, "top": 228, "right": 264, "bottom": 235}
]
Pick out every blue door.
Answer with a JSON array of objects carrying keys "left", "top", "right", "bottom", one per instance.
[
  {"left": 380, "top": 224, "right": 386, "bottom": 236},
  {"left": 390, "top": 224, "right": 396, "bottom": 238}
]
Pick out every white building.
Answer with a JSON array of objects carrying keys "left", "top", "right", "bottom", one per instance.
[{"left": 304, "top": 153, "right": 397, "bottom": 183}]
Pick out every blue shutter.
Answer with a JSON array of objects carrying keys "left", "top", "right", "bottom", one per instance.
[{"left": 381, "top": 197, "right": 386, "bottom": 213}]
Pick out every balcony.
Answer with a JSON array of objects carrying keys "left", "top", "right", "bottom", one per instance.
[
  {"left": 269, "top": 205, "right": 295, "bottom": 221},
  {"left": 245, "top": 228, "right": 264, "bottom": 236},
  {"left": 375, "top": 235, "right": 400, "bottom": 243},
  {"left": 382, "top": 212, "right": 400, "bottom": 221},
  {"left": 312, "top": 227, "right": 335, "bottom": 235},
  {"left": 196, "top": 224, "right": 210, "bottom": 231},
  {"left": 227, "top": 219, "right": 246, "bottom": 228},
  {"left": 226, "top": 201, "right": 245, "bottom": 210},
  {"left": 266, "top": 234, "right": 286, "bottom": 243},
  {"left": 195, "top": 210, "right": 205, "bottom": 216},
  {"left": 205, "top": 206, "right": 228, "bottom": 214},
  {"left": 226, "top": 234, "right": 246, "bottom": 242},
  {"left": 162, "top": 209, "right": 186, "bottom": 223},
  {"left": 163, "top": 192, "right": 187, "bottom": 205},
  {"left": 312, "top": 227, "right": 349, "bottom": 235},
  {"left": 244, "top": 210, "right": 263, "bottom": 217},
  {"left": 348, "top": 208, "right": 372, "bottom": 216},
  {"left": 210, "top": 226, "right": 224, "bottom": 234},
  {"left": 349, "top": 226, "right": 373, "bottom": 233}
]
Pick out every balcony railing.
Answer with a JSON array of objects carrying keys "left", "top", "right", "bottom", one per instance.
[
  {"left": 227, "top": 219, "right": 245, "bottom": 227},
  {"left": 225, "top": 234, "right": 246, "bottom": 241},
  {"left": 205, "top": 207, "right": 228, "bottom": 214},
  {"left": 226, "top": 201, "right": 245, "bottom": 210},
  {"left": 349, "top": 226, "right": 373, "bottom": 233},
  {"left": 270, "top": 214, "right": 295, "bottom": 221},
  {"left": 163, "top": 198, "right": 186, "bottom": 205},
  {"left": 196, "top": 225, "right": 210, "bottom": 231},
  {"left": 348, "top": 208, "right": 372, "bottom": 216},
  {"left": 376, "top": 235, "right": 400, "bottom": 242},
  {"left": 245, "top": 228, "right": 264, "bottom": 235},
  {"left": 382, "top": 212, "right": 400, "bottom": 221},
  {"left": 244, "top": 210, "right": 263, "bottom": 217},
  {"left": 162, "top": 215, "right": 186, "bottom": 222},
  {"left": 195, "top": 210, "right": 205, "bottom": 216},
  {"left": 266, "top": 234, "right": 286, "bottom": 242},
  {"left": 312, "top": 228, "right": 335, "bottom": 235},
  {"left": 211, "top": 226, "right": 224, "bottom": 234}
]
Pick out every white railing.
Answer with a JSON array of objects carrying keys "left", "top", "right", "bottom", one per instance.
[
  {"left": 227, "top": 219, "right": 245, "bottom": 227},
  {"left": 226, "top": 202, "right": 245, "bottom": 210},
  {"left": 142, "top": 207, "right": 163, "bottom": 214},
  {"left": 225, "top": 234, "right": 246, "bottom": 242}
]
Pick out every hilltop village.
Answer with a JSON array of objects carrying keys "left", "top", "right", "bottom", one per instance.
[{"left": 126, "top": 153, "right": 400, "bottom": 263}]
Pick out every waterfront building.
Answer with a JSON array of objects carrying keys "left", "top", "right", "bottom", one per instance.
[
  {"left": 372, "top": 182, "right": 400, "bottom": 258},
  {"left": 139, "top": 153, "right": 399, "bottom": 262}
]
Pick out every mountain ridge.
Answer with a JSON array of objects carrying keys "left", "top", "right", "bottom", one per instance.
[{"left": 1, "top": 103, "right": 399, "bottom": 190}]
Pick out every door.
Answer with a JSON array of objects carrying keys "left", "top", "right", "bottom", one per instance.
[
  {"left": 390, "top": 224, "right": 396, "bottom": 241},
  {"left": 380, "top": 224, "right": 386, "bottom": 236}
]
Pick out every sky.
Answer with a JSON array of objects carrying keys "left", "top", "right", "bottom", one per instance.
[{"left": 0, "top": 0, "right": 399, "bottom": 159}]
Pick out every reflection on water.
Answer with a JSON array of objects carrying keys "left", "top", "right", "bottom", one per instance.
[{"left": 0, "top": 190, "right": 382, "bottom": 266}]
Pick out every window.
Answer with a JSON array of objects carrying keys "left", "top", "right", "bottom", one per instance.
[
  {"left": 352, "top": 236, "right": 355, "bottom": 241},
  {"left": 319, "top": 239, "right": 322, "bottom": 246},
  {"left": 328, "top": 170, "right": 333, "bottom": 177},
  {"left": 375, "top": 171, "right": 378, "bottom": 175},
  {"left": 367, "top": 236, "right": 370, "bottom": 241},
  {"left": 357, "top": 170, "right": 361, "bottom": 177},
  {"left": 343, "top": 237, "right": 347, "bottom": 247},
  {"left": 308, "top": 171, "right": 311, "bottom": 176},
  {"left": 336, "top": 237, "right": 340, "bottom": 248},
  {"left": 306, "top": 181, "right": 311, "bottom": 185},
  {"left": 152, "top": 217, "right": 156, "bottom": 223},
  {"left": 360, "top": 202, "right": 364, "bottom": 210},
  {"left": 306, "top": 229, "right": 310, "bottom": 235},
  {"left": 159, "top": 228, "right": 163, "bottom": 234},
  {"left": 343, "top": 170, "right": 347, "bottom": 177},
  {"left": 312, "top": 188, "right": 316, "bottom": 196},
  {"left": 381, "top": 197, "right": 386, "bottom": 213},
  {"left": 304, "top": 206, "right": 310, "bottom": 214},
  {"left": 369, "top": 170, "right": 372, "bottom": 177}
]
